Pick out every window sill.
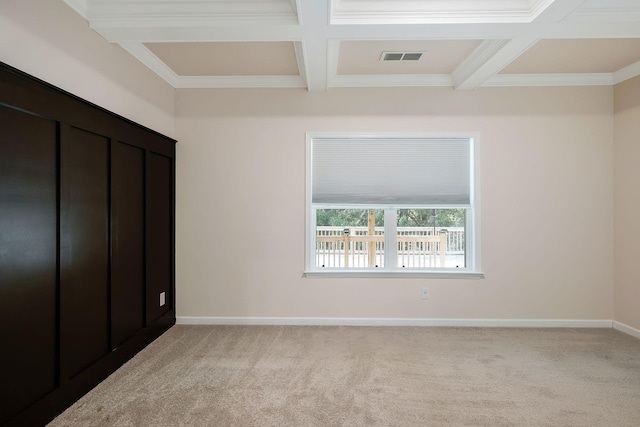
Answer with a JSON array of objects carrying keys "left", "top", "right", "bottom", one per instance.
[{"left": 303, "top": 270, "right": 485, "bottom": 279}]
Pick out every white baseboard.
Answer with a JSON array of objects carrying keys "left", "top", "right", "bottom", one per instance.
[
  {"left": 176, "top": 317, "right": 613, "bottom": 328},
  {"left": 613, "top": 321, "right": 640, "bottom": 339}
]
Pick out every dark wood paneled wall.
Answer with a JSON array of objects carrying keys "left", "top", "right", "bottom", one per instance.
[
  {"left": 0, "top": 62, "right": 176, "bottom": 427},
  {"left": 146, "top": 152, "right": 174, "bottom": 323},
  {"left": 61, "top": 127, "right": 111, "bottom": 378},
  {"left": 0, "top": 106, "right": 58, "bottom": 426},
  {"left": 111, "top": 142, "right": 146, "bottom": 347}
]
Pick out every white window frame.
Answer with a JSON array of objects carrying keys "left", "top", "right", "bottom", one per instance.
[{"left": 304, "top": 132, "right": 484, "bottom": 279}]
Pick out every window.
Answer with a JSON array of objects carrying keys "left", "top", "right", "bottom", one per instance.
[{"left": 305, "top": 134, "right": 482, "bottom": 278}]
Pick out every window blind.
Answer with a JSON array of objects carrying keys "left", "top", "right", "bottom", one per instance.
[{"left": 312, "top": 138, "right": 471, "bottom": 206}]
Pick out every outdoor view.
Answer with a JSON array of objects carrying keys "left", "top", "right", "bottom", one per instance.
[{"left": 315, "top": 208, "right": 466, "bottom": 269}]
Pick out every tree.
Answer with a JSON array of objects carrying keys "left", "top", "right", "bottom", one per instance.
[
  {"left": 317, "top": 208, "right": 464, "bottom": 228},
  {"left": 316, "top": 209, "right": 382, "bottom": 227}
]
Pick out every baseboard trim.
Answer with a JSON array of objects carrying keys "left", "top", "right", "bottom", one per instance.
[
  {"left": 613, "top": 321, "right": 640, "bottom": 339},
  {"left": 176, "top": 317, "right": 613, "bottom": 328}
]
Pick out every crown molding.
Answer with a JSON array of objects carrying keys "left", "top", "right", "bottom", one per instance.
[
  {"left": 94, "top": 25, "right": 304, "bottom": 44},
  {"left": 613, "top": 59, "right": 640, "bottom": 85},
  {"left": 62, "top": 0, "right": 91, "bottom": 19},
  {"left": 330, "top": 11, "right": 536, "bottom": 25},
  {"left": 119, "top": 42, "right": 179, "bottom": 87},
  {"left": 568, "top": 6, "right": 640, "bottom": 23},
  {"left": 483, "top": 73, "right": 614, "bottom": 87},
  {"left": 325, "top": 39, "right": 341, "bottom": 88},
  {"left": 528, "top": 0, "right": 560, "bottom": 21},
  {"left": 331, "top": 74, "right": 453, "bottom": 88},
  {"left": 330, "top": 0, "right": 555, "bottom": 25},
  {"left": 332, "top": 72, "right": 619, "bottom": 89},
  {"left": 294, "top": 41, "right": 308, "bottom": 87},
  {"left": 531, "top": 0, "right": 588, "bottom": 23},
  {"left": 87, "top": 1, "right": 298, "bottom": 26},
  {"left": 174, "top": 75, "right": 307, "bottom": 89}
]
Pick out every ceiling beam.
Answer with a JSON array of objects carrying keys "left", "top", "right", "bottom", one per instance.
[
  {"left": 92, "top": 25, "right": 303, "bottom": 43},
  {"left": 298, "top": 0, "right": 331, "bottom": 91},
  {"left": 453, "top": 36, "right": 540, "bottom": 90},
  {"left": 75, "top": 0, "right": 302, "bottom": 42},
  {"left": 63, "top": 0, "right": 640, "bottom": 91},
  {"left": 326, "top": 21, "right": 640, "bottom": 42},
  {"left": 93, "top": 20, "right": 640, "bottom": 44},
  {"left": 331, "top": 0, "right": 560, "bottom": 25},
  {"left": 88, "top": 0, "right": 298, "bottom": 27},
  {"left": 450, "top": 1, "right": 608, "bottom": 90},
  {"left": 533, "top": 0, "right": 588, "bottom": 23},
  {"left": 452, "top": 40, "right": 510, "bottom": 88}
]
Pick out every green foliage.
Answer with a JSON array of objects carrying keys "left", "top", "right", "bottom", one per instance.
[
  {"left": 316, "top": 208, "right": 465, "bottom": 227},
  {"left": 398, "top": 209, "right": 465, "bottom": 227},
  {"left": 316, "top": 209, "right": 382, "bottom": 227}
]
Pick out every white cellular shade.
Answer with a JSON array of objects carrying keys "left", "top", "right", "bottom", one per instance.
[{"left": 312, "top": 138, "right": 471, "bottom": 205}]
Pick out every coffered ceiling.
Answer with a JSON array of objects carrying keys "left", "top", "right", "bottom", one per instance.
[{"left": 63, "top": 0, "right": 640, "bottom": 91}]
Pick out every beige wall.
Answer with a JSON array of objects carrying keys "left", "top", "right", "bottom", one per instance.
[
  {"left": 176, "top": 86, "right": 614, "bottom": 321},
  {"left": 0, "top": 0, "right": 175, "bottom": 137},
  {"left": 614, "top": 75, "right": 640, "bottom": 330}
]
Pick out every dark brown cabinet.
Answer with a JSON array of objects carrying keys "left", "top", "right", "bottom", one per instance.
[{"left": 0, "top": 62, "right": 175, "bottom": 426}]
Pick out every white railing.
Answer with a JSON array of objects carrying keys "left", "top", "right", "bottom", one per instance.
[
  {"left": 316, "top": 234, "right": 386, "bottom": 268},
  {"left": 317, "top": 227, "right": 464, "bottom": 252},
  {"left": 315, "top": 227, "right": 460, "bottom": 268}
]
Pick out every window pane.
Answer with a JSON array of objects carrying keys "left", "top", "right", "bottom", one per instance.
[
  {"left": 315, "top": 209, "right": 383, "bottom": 268},
  {"left": 396, "top": 209, "right": 465, "bottom": 269}
]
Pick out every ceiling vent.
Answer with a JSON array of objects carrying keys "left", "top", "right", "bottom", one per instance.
[{"left": 380, "top": 52, "right": 424, "bottom": 61}]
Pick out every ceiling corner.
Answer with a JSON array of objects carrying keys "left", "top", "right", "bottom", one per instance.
[{"left": 62, "top": 0, "right": 91, "bottom": 19}]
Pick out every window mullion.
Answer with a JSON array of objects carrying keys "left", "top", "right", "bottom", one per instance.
[
  {"left": 308, "top": 206, "right": 317, "bottom": 271},
  {"left": 384, "top": 208, "right": 397, "bottom": 269}
]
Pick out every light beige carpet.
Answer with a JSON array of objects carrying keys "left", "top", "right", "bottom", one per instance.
[{"left": 49, "top": 326, "right": 640, "bottom": 427}]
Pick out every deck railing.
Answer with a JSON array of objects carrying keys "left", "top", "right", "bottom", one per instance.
[{"left": 316, "top": 226, "right": 462, "bottom": 268}]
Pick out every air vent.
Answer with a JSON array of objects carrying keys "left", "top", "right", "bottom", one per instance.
[
  {"left": 382, "top": 52, "right": 403, "bottom": 61},
  {"left": 380, "top": 52, "right": 424, "bottom": 62},
  {"left": 402, "top": 53, "right": 422, "bottom": 61}
]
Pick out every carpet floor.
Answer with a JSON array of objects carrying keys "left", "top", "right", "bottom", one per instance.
[{"left": 48, "top": 325, "right": 640, "bottom": 427}]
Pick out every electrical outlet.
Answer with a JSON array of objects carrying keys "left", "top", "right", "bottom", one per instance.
[
  {"left": 421, "top": 287, "right": 429, "bottom": 300},
  {"left": 160, "top": 292, "right": 166, "bottom": 306}
]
